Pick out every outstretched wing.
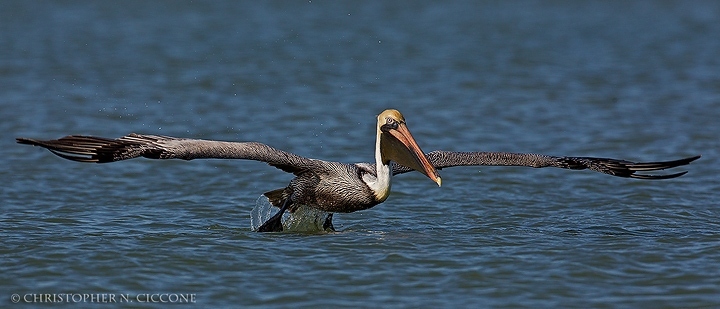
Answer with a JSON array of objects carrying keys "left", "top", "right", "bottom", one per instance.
[
  {"left": 392, "top": 151, "right": 700, "bottom": 180},
  {"left": 16, "top": 133, "right": 317, "bottom": 175}
]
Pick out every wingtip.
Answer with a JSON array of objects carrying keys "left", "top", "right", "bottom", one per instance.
[
  {"left": 631, "top": 170, "right": 689, "bottom": 180},
  {"left": 16, "top": 137, "right": 36, "bottom": 145}
]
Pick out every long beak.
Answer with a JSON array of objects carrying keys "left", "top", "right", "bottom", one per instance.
[{"left": 381, "top": 123, "right": 442, "bottom": 186}]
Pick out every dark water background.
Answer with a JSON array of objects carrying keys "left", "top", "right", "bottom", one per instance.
[{"left": 2, "top": 1, "right": 719, "bottom": 307}]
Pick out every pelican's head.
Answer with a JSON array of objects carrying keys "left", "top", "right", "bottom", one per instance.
[{"left": 377, "top": 109, "right": 442, "bottom": 187}]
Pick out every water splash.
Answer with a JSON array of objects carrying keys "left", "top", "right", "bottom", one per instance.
[
  {"left": 250, "top": 196, "right": 332, "bottom": 233},
  {"left": 250, "top": 195, "right": 278, "bottom": 231}
]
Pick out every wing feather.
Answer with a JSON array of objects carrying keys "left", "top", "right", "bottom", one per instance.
[
  {"left": 17, "top": 134, "right": 700, "bottom": 179},
  {"left": 392, "top": 151, "right": 700, "bottom": 180},
  {"left": 17, "top": 134, "right": 316, "bottom": 175}
]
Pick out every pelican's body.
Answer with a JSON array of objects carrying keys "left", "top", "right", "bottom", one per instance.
[
  {"left": 269, "top": 161, "right": 379, "bottom": 213},
  {"left": 17, "top": 109, "right": 699, "bottom": 232}
]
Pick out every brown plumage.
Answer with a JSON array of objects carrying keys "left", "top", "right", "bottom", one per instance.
[
  {"left": 16, "top": 109, "right": 700, "bottom": 232},
  {"left": 391, "top": 151, "right": 699, "bottom": 180}
]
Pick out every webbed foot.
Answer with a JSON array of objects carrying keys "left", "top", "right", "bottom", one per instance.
[
  {"left": 323, "top": 213, "right": 335, "bottom": 232},
  {"left": 257, "top": 197, "right": 292, "bottom": 232},
  {"left": 257, "top": 212, "right": 284, "bottom": 232}
]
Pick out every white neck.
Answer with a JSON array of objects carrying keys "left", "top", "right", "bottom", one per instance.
[{"left": 363, "top": 129, "right": 392, "bottom": 202}]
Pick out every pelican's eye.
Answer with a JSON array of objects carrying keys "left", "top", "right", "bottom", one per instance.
[{"left": 380, "top": 117, "right": 399, "bottom": 132}]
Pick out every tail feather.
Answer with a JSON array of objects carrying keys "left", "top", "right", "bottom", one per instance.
[{"left": 263, "top": 188, "right": 286, "bottom": 208}]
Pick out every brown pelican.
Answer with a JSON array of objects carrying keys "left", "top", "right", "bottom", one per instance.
[{"left": 16, "top": 109, "right": 699, "bottom": 232}]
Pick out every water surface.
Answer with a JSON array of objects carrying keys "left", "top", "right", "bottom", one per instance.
[{"left": 2, "top": 1, "right": 719, "bottom": 307}]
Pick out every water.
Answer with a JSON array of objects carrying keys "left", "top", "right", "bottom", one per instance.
[
  {"left": 250, "top": 197, "right": 331, "bottom": 232},
  {"left": 2, "top": 1, "right": 719, "bottom": 307}
]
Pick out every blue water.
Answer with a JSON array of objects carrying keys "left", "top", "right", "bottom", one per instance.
[{"left": 2, "top": 1, "right": 719, "bottom": 307}]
